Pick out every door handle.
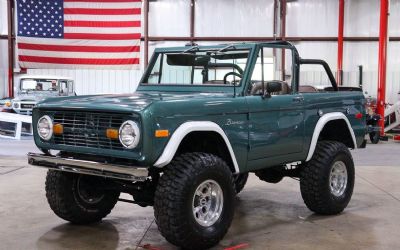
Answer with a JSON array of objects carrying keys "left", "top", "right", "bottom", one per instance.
[{"left": 292, "top": 96, "right": 304, "bottom": 103}]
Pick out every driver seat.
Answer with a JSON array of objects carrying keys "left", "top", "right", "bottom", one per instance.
[{"left": 250, "top": 81, "right": 290, "bottom": 95}]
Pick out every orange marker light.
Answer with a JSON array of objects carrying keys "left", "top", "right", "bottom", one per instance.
[
  {"left": 53, "top": 124, "right": 64, "bottom": 135},
  {"left": 106, "top": 129, "right": 119, "bottom": 139},
  {"left": 155, "top": 130, "right": 169, "bottom": 138}
]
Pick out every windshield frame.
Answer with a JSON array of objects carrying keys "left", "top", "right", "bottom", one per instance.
[
  {"left": 19, "top": 78, "right": 60, "bottom": 93},
  {"left": 138, "top": 44, "right": 257, "bottom": 94}
]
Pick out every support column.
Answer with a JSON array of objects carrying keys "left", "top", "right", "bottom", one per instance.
[
  {"left": 377, "top": 0, "right": 389, "bottom": 136},
  {"left": 190, "top": 0, "right": 195, "bottom": 44},
  {"left": 7, "top": 0, "right": 14, "bottom": 98},
  {"left": 143, "top": 0, "right": 149, "bottom": 67},
  {"left": 280, "top": 0, "right": 287, "bottom": 81},
  {"left": 337, "top": 0, "right": 345, "bottom": 86}
]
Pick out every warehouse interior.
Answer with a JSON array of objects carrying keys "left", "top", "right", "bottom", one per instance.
[{"left": 1, "top": 0, "right": 400, "bottom": 249}]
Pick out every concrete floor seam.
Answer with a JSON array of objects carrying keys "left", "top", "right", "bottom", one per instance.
[
  {"left": 356, "top": 173, "right": 400, "bottom": 203},
  {"left": 0, "top": 166, "right": 25, "bottom": 175},
  {"left": 135, "top": 218, "right": 155, "bottom": 250}
]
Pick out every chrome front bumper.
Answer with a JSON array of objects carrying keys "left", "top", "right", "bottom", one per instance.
[{"left": 28, "top": 153, "right": 149, "bottom": 181}]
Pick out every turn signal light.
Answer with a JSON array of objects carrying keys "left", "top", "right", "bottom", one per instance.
[
  {"left": 155, "top": 130, "right": 169, "bottom": 138},
  {"left": 4, "top": 101, "right": 11, "bottom": 107},
  {"left": 106, "top": 128, "right": 119, "bottom": 139},
  {"left": 53, "top": 124, "right": 64, "bottom": 135}
]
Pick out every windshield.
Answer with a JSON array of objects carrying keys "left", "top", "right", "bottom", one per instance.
[
  {"left": 20, "top": 79, "right": 58, "bottom": 92},
  {"left": 142, "top": 48, "right": 250, "bottom": 86}
]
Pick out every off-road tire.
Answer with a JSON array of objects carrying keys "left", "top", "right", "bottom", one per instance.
[
  {"left": 45, "top": 170, "right": 120, "bottom": 224},
  {"left": 154, "top": 152, "right": 235, "bottom": 250},
  {"left": 369, "top": 132, "right": 380, "bottom": 144},
  {"left": 255, "top": 168, "right": 284, "bottom": 183},
  {"left": 300, "top": 141, "right": 355, "bottom": 215},
  {"left": 233, "top": 173, "right": 248, "bottom": 194}
]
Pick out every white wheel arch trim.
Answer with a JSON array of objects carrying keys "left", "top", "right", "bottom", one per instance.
[
  {"left": 306, "top": 112, "right": 357, "bottom": 162},
  {"left": 153, "top": 121, "right": 240, "bottom": 173}
]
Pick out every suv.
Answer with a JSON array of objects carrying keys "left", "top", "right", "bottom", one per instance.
[
  {"left": 11, "top": 75, "right": 75, "bottom": 115},
  {"left": 28, "top": 42, "right": 366, "bottom": 249}
]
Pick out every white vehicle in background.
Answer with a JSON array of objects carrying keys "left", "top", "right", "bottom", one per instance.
[{"left": 11, "top": 75, "right": 75, "bottom": 115}]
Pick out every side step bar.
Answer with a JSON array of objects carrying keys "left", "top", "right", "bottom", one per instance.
[{"left": 28, "top": 153, "right": 149, "bottom": 181}]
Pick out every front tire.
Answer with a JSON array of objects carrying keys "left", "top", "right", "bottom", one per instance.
[
  {"left": 45, "top": 171, "right": 120, "bottom": 224},
  {"left": 300, "top": 141, "right": 355, "bottom": 215},
  {"left": 154, "top": 153, "right": 235, "bottom": 250}
]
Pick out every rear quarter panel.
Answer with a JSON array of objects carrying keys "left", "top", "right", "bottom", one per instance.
[{"left": 302, "top": 91, "right": 366, "bottom": 151}]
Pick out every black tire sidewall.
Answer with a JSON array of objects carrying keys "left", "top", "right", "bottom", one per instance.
[
  {"left": 324, "top": 152, "right": 355, "bottom": 208},
  {"left": 300, "top": 141, "right": 355, "bottom": 215},
  {"left": 184, "top": 167, "right": 235, "bottom": 238},
  {"left": 46, "top": 171, "right": 119, "bottom": 224}
]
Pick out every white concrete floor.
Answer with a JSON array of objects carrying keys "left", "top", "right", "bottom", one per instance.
[{"left": 0, "top": 138, "right": 400, "bottom": 250}]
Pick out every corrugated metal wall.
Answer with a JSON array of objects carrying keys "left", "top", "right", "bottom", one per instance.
[{"left": 0, "top": 0, "right": 399, "bottom": 102}]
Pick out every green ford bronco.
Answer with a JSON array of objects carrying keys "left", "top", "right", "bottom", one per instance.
[{"left": 29, "top": 41, "right": 366, "bottom": 249}]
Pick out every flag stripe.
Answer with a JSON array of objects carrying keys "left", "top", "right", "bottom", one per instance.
[
  {"left": 64, "top": 26, "right": 141, "bottom": 34},
  {"left": 18, "top": 43, "right": 140, "bottom": 53},
  {"left": 64, "top": 0, "right": 141, "bottom": 2},
  {"left": 18, "top": 37, "right": 139, "bottom": 46},
  {"left": 64, "top": 20, "right": 141, "bottom": 27},
  {"left": 64, "top": 8, "right": 141, "bottom": 15},
  {"left": 19, "top": 49, "right": 140, "bottom": 59},
  {"left": 64, "top": 2, "right": 141, "bottom": 9},
  {"left": 19, "top": 62, "right": 138, "bottom": 70},
  {"left": 64, "top": 33, "right": 141, "bottom": 40},
  {"left": 19, "top": 56, "right": 139, "bottom": 65},
  {"left": 64, "top": 14, "right": 141, "bottom": 21}
]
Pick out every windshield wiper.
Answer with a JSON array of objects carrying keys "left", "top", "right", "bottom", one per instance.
[
  {"left": 183, "top": 46, "right": 199, "bottom": 53},
  {"left": 218, "top": 45, "right": 236, "bottom": 53}
]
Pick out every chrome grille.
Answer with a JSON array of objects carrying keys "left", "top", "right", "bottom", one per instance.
[{"left": 52, "top": 111, "right": 125, "bottom": 150}]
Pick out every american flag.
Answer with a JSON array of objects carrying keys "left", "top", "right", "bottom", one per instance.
[{"left": 16, "top": 0, "right": 142, "bottom": 69}]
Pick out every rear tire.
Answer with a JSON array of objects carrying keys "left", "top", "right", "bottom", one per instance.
[
  {"left": 154, "top": 153, "right": 235, "bottom": 250},
  {"left": 300, "top": 141, "right": 354, "bottom": 215},
  {"left": 45, "top": 171, "right": 120, "bottom": 224}
]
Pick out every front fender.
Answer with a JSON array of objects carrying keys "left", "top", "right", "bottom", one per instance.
[{"left": 153, "top": 121, "right": 240, "bottom": 173}]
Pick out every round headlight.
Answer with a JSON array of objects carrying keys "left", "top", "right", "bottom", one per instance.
[
  {"left": 37, "top": 115, "right": 53, "bottom": 141},
  {"left": 13, "top": 102, "right": 20, "bottom": 109},
  {"left": 119, "top": 120, "right": 140, "bottom": 149}
]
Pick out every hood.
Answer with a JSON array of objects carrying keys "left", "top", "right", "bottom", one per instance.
[
  {"left": 14, "top": 91, "right": 58, "bottom": 102},
  {"left": 35, "top": 91, "right": 236, "bottom": 113}
]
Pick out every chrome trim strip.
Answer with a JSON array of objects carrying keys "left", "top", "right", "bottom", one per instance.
[{"left": 28, "top": 153, "right": 149, "bottom": 181}]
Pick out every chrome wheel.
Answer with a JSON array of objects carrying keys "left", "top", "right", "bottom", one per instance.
[
  {"left": 329, "top": 161, "right": 348, "bottom": 197},
  {"left": 76, "top": 176, "right": 105, "bottom": 204},
  {"left": 192, "top": 180, "right": 224, "bottom": 227}
]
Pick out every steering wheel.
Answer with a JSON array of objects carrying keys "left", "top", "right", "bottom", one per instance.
[{"left": 223, "top": 72, "right": 242, "bottom": 85}]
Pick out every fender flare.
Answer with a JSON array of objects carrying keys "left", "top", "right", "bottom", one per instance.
[
  {"left": 306, "top": 112, "right": 357, "bottom": 162},
  {"left": 153, "top": 121, "right": 240, "bottom": 173}
]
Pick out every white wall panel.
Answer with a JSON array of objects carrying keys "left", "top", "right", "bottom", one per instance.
[
  {"left": 195, "top": 0, "right": 274, "bottom": 37},
  {"left": 0, "top": 40, "right": 7, "bottom": 98},
  {"left": 0, "top": 0, "right": 7, "bottom": 35},
  {"left": 344, "top": 0, "right": 379, "bottom": 37},
  {"left": 389, "top": 0, "right": 400, "bottom": 36},
  {"left": 286, "top": 0, "right": 338, "bottom": 37},
  {"left": 149, "top": 0, "right": 190, "bottom": 37}
]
